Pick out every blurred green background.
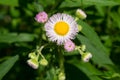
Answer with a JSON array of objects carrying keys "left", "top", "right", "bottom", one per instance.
[{"left": 0, "top": 0, "right": 120, "bottom": 80}]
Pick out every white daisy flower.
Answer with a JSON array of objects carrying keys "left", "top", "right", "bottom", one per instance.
[{"left": 44, "top": 13, "right": 78, "bottom": 45}]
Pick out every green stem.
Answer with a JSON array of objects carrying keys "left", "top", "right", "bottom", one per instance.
[
  {"left": 58, "top": 47, "right": 65, "bottom": 73},
  {"left": 75, "top": 17, "right": 79, "bottom": 21},
  {"left": 37, "top": 45, "right": 46, "bottom": 59},
  {"left": 78, "top": 48, "right": 84, "bottom": 55},
  {"left": 58, "top": 48, "right": 64, "bottom": 69},
  {"left": 48, "top": 0, "right": 65, "bottom": 14}
]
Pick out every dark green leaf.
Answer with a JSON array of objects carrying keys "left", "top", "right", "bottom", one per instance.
[
  {"left": 60, "top": 0, "right": 119, "bottom": 8},
  {"left": 63, "top": 50, "right": 79, "bottom": 56},
  {"left": 77, "top": 35, "right": 113, "bottom": 65},
  {"left": 84, "top": 0, "right": 119, "bottom": 6},
  {"left": 110, "top": 11, "right": 120, "bottom": 29},
  {"left": 78, "top": 20, "right": 107, "bottom": 53},
  {"left": 0, "top": 55, "right": 19, "bottom": 80},
  {"left": 34, "top": 2, "right": 44, "bottom": 12},
  {"left": 0, "top": 33, "right": 38, "bottom": 43},
  {"left": 68, "top": 59, "right": 102, "bottom": 80},
  {"left": 38, "top": 0, "right": 55, "bottom": 7}
]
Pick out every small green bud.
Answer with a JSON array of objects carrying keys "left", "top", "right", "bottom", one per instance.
[
  {"left": 42, "top": 33, "right": 47, "bottom": 40},
  {"left": 76, "top": 9, "right": 87, "bottom": 19},
  {"left": 28, "top": 52, "right": 37, "bottom": 59},
  {"left": 78, "top": 25, "right": 82, "bottom": 32},
  {"left": 58, "top": 72, "right": 66, "bottom": 80},
  {"left": 39, "top": 59, "right": 48, "bottom": 66},
  {"left": 82, "top": 52, "right": 92, "bottom": 62},
  {"left": 27, "top": 59, "right": 39, "bottom": 69},
  {"left": 81, "top": 45, "right": 86, "bottom": 51}
]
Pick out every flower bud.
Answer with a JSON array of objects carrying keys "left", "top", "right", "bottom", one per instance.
[
  {"left": 76, "top": 9, "right": 87, "bottom": 19},
  {"left": 64, "top": 40, "right": 75, "bottom": 52},
  {"left": 28, "top": 52, "right": 37, "bottom": 59},
  {"left": 82, "top": 52, "right": 92, "bottom": 62},
  {"left": 39, "top": 59, "right": 48, "bottom": 66},
  {"left": 35, "top": 11, "right": 48, "bottom": 23},
  {"left": 78, "top": 25, "right": 82, "bottom": 32},
  {"left": 27, "top": 59, "right": 39, "bottom": 69},
  {"left": 58, "top": 72, "right": 66, "bottom": 80},
  {"left": 81, "top": 45, "right": 86, "bottom": 51}
]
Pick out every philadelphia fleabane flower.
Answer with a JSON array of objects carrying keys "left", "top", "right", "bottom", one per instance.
[{"left": 44, "top": 13, "right": 78, "bottom": 45}]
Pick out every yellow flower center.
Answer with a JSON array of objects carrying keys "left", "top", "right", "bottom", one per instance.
[{"left": 54, "top": 21, "right": 69, "bottom": 36}]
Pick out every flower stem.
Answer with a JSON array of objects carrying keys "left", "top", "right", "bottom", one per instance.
[
  {"left": 58, "top": 47, "right": 65, "bottom": 80},
  {"left": 75, "top": 46, "right": 84, "bottom": 55},
  {"left": 58, "top": 49, "right": 64, "bottom": 71},
  {"left": 37, "top": 45, "right": 46, "bottom": 59}
]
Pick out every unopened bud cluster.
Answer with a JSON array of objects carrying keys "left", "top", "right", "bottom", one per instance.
[
  {"left": 27, "top": 46, "right": 48, "bottom": 69},
  {"left": 76, "top": 45, "right": 92, "bottom": 62}
]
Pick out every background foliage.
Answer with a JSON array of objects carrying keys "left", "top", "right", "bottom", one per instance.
[{"left": 0, "top": 0, "right": 120, "bottom": 80}]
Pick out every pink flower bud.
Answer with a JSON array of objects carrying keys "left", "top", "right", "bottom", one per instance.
[
  {"left": 64, "top": 40, "right": 75, "bottom": 52},
  {"left": 35, "top": 11, "right": 48, "bottom": 23}
]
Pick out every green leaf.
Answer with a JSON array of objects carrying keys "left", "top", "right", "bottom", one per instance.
[
  {"left": 95, "top": 6, "right": 105, "bottom": 16},
  {"left": 38, "top": 0, "right": 55, "bottom": 8},
  {"left": 63, "top": 50, "right": 79, "bottom": 56},
  {"left": 60, "top": 0, "right": 119, "bottom": 8},
  {"left": 0, "top": 33, "right": 38, "bottom": 43},
  {"left": 0, "top": 55, "right": 19, "bottom": 80},
  {"left": 77, "top": 35, "right": 113, "bottom": 65},
  {"left": 0, "top": 0, "right": 19, "bottom": 7},
  {"left": 10, "top": 7, "right": 20, "bottom": 17},
  {"left": 110, "top": 11, "right": 120, "bottom": 29},
  {"left": 68, "top": 59, "right": 102, "bottom": 80},
  {"left": 34, "top": 2, "right": 44, "bottom": 12},
  {"left": 83, "top": 0, "right": 119, "bottom": 6},
  {"left": 78, "top": 20, "right": 107, "bottom": 53},
  {"left": 45, "top": 67, "right": 58, "bottom": 80},
  {"left": 60, "top": 0, "right": 82, "bottom": 8},
  {"left": 17, "top": 33, "right": 37, "bottom": 42}
]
